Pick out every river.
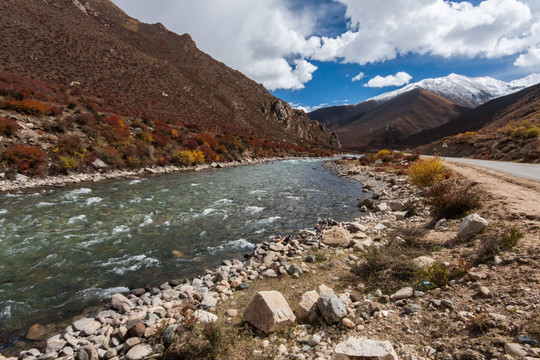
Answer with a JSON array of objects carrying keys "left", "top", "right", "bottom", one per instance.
[{"left": 0, "top": 158, "right": 364, "bottom": 345}]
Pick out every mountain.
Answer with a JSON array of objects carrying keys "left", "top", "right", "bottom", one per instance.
[
  {"left": 309, "top": 89, "right": 468, "bottom": 150},
  {"left": 369, "top": 73, "right": 540, "bottom": 108},
  {"left": 415, "top": 83, "right": 540, "bottom": 162},
  {"left": 402, "top": 84, "right": 540, "bottom": 148},
  {"left": 0, "top": 0, "right": 339, "bottom": 149}
]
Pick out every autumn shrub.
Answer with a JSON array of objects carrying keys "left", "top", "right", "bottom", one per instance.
[
  {"left": 0, "top": 117, "right": 19, "bottom": 136},
  {"left": 375, "top": 149, "right": 391, "bottom": 159},
  {"left": 3, "top": 145, "right": 47, "bottom": 176},
  {"left": 409, "top": 157, "right": 445, "bottom": 187},
  {"left": 426, "top": 180, "right": 481, "bottom": 219},
  {"left": 94, "top": 146, "right": 124, "bottom": 168},
  {"left": 200, "top": 146, "right": 219, "bottom": 163},
  {"left": 1, "top": 99, "right": 53, "bottom": 115},
  {"left": 55, "top": 155, "right": 79, "bottom": 174},
  {"left": 173, "top": 150, "right": 205, "bottom": 166}
]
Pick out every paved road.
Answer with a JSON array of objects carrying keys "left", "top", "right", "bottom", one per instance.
[{"left": 440, "top": 157, "right": 540, "bottom": 182}]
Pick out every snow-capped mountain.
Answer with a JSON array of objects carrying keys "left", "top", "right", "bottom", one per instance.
[{"left": 369, "top": 73, "right": 540, "bottom": 108}]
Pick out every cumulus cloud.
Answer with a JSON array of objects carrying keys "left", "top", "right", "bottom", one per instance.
[
  {"left": 514, "top": 45, "right": 540, "bottom": 67},
  {"left": 364, "top": 72, "right": 413, "bottom": 88},
  {"left": 351, "top": 72, "right": 365, "bottom": 82},
  {"left": 112, "top": 0, "right": 540, "bottom": 90}
]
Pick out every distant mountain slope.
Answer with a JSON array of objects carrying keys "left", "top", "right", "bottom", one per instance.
[
  {"left": 369, "top": 73, "right": 540, "bottom": 108},
  {"left": 0, "top": 0, "right": 339, "bottom": 148},
  {"left": 309, "top": 89, "right": 468, "bottom": 150},
  {"left": 416, "top": 83, "right": 540, "bottom": 163},
  {"left": 402, "top": 84, "right": 540, "bottom": 148}
]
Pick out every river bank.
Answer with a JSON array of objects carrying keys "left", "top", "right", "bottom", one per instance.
[
  {"left": 2, "top": 158, "right": 539, "bottom": 360},
  {"left": 0, "top": 156, "right": 292, "bottom": 193}
]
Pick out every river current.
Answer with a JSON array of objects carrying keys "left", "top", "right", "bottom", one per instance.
[{"left": 0, "top": 158, "right": 364, "bottom": 340}]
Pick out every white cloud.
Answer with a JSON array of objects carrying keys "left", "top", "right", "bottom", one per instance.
[
  {"left": 334, "top": 0, "right": 539, "bottom": 65},
  {"left": 351, "top": 72, "right": 365, "bottom": 82},
  {"left": 364, "top": 72, "right": 412, "bottom": 88},
  {"left": 514, "top": 45, "right": 540, "bottom": 67},
  {"left": 111, "top": 0, "right": 540, "bottom": 90}
]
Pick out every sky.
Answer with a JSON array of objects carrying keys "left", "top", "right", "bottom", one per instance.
[{"left": 111, "top": 0, "right": 540, "bottom": 112}]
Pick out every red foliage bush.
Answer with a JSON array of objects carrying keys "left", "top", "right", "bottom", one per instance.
[
  {"left": 0, "top": 116, "right": 19, "bottom": 136},
  {"left": 1, "top": 99, "right": 54, "bottom": 115},
  {"left": 3, "top": 145, "right": 47, "bottom": 176}
]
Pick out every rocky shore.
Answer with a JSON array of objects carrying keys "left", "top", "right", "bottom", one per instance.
[
  {"left": 0, "top": 157, "right": 290, "bottom": 193},
  {"left": 1, "top": 159, "right": 539, "bottom": 360}
]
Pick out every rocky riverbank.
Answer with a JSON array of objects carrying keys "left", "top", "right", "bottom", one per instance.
[
  {"left": 0, "top": 157, "right": 290, "bottom": 193},
  {"left": 1, "top": 158, "right": 539, "bottom": 360}
]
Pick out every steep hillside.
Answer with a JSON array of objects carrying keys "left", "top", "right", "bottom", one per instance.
[
  {"left": 0, "top": 0, "right": 338, "bottom": 149},
  {"left": 417, "top": 84, "right": 540, "bottom": 162},
  {"left": 309, "top": 89, "right": 468, "bottom": 150}
]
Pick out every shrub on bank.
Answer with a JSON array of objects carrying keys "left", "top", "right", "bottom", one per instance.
[
  {"left": 408, "top": 157, "right": 445, "bottom": 187},
  {"left": 173, "top": 150, "right": 205, "bottom": 166},
  {"left": 3, "top": 144, "right": 47, "bottom": 176},
  {"left": 426, "top": 180, "right": 481, "bottom": 219}
]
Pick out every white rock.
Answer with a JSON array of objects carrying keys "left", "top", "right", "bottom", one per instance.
[
  {"left": 126, "top": 344, "right": 153, "bottom": 360},
  {"left": 243, "top": 291, "right": 295, "bottom": 333},
  {"left": 392, "top": 287, "right": 413, "bottom": 300},
  {"left": 332, "top": 337, "right": 398, "bottom": 360},
  {"left": 457, "top": 213, "right": 488, "bottom": 238},
  {"left": 296, "top": 290, "right": 320, "bottom": 323},
  {"left": 193, "top": 310, "right": 218, "bottom": 323},
  {"left": 322, "top": 227, "right": 352, "bottom": 247}
]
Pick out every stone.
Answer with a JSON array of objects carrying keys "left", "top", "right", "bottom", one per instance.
[
  {"left": 110, "top": 293, "right": 134, "bottom": 313},
  {"left": 392, "top": 287, "right": 413, "bottom": 300},
  {"left": 342, "top": 318, "right": 355, "bottom": 329},
  {"left": 126, "top": 344, "right": 153, "bottom": 360},
  {"left": 392, "top": 211, "right": 408, "bottom": 220},
  {"left": 317, "top": 284, "right": 335, "bottom": 296},
  {"left": 454, "top": 349, "right": 483, "bottom": 360},
  {"left": 45, "top": 336, "right": 66, "bottom": 353},
  {"left": 200, "top": 294, "right": 217, "bottom": 309},
  {"left": 348, "top": 222, "right": 367, "bottom": 233},
  {"left": 358, "top": 198, "right": 373, "bottom": 209},
  {"left": 26, "top": 324, "right": 51, "bottom": 341},
  {"left": 403, "top": 304, "right": 420, "bottom": 314},
  {"left": 308, "top": 334, "right": 322, "bottom": 346},
  {"left": 317, "top": 293, "right": 347, "bottom": 324},
  {"left": 15, "top": 173, "right": 29, "bottom": 182},
  {"left": 76, "top": 345, "right": 98, "bottom": 360},
  {"left": 194, "top": 310, "right": 218, "bottom": 323},
  {"left": 225, "top": 309, "right": 238, "bottom": 317},
  {"left": 296, "top": 290, "right": 320, "bottom": 323},
  {"left": 374, "top": 203, "right": 389, "bottom": 212},
  {"left": 478, "top": 286, "right": 490, "bottom": 297},
  {"left": 322, "top": 227, "right": 352, "bottom": 247},
  {"left": 505, "top": 343, "right": 528, "bottom": 357},
  {"left": 242, "top": 291, "right": 296, "bottom": 333},
  {"left": 413, "top": 256, "right": 435, "bottom": 268},
  {"left": 162, "top": 325, "right": 178, "bottom": 347},
  {"left": 457, "top": 213, "right": 488, "bottom": 238},
  {"left": 91, "top": 158, "right": 108, "bottom": 169},
  {"left": 332, "top": 337, "right": 398, "bottom": 360},
  {"left": 127, "top": 319, "right": 146, "bottom": 338}
]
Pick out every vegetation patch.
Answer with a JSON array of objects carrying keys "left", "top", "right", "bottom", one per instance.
[
  {"left": 426, "top": 180, "right": 482, "bottom": 220},
  {"left": 474, "top": 225, "right": 523, "bottom": 265},
  {"left": 408, "top": 157, "right": 445, "bottom": 188}
]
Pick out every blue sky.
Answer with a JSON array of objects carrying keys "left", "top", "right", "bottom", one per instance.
[{"left": 111, "top": 0, "right": 540, "bottom": 112}]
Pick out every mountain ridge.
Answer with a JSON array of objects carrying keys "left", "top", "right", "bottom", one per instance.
[{"left": 0, "top": 0, "right": 339, "bottom": 148}]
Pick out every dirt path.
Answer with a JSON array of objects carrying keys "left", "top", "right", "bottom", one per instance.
[{"left": 443, "top": 160, "right": 540, "bottom": 248}]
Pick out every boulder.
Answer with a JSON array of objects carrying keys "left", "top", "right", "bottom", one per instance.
[
  {"left": 242, "top": 291, "right": 295, "bottom": 333},
  {"left": 317, "top": 293, "right": 347, "bottom": 324},
  {"left": 457, "top": 213, "right": 488, "bottom": 238},
  {"left": 347, "top": 222, "right": 367, "bottom": 233},
  {"left": 111, "top": 293, "right": 134, "bottom": 313},
  {"left": 296, "top": 290, "right": 320, "bottom": 323},
  {"left": 374, "top": 203, "right": 389, "bottom": 212},
  {"left": 332, "top": 337, "right": 398, "bottom": 360},
  {"left": 322, "top": 227, "right": 352, "bottom": 248},
  {"left": 91, "top": 158, "right": 108, "bottom": 169}
]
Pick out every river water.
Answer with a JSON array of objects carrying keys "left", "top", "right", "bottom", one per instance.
[{"left": 0, "top": 158, "right": 364, "bottom": 341}]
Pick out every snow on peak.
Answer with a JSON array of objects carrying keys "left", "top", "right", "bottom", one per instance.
[{"left": 368, "top": 73, "right": 539, "bottom": 108}]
